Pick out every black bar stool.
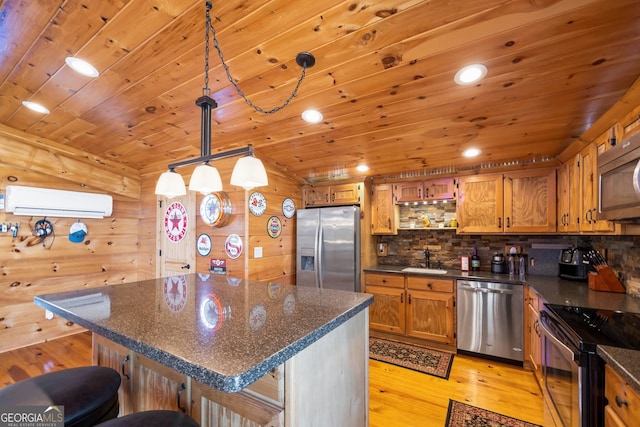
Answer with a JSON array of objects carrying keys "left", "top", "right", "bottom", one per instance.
[
  {"left": 0, "top": 366, "right": 121, "bottom": 427},
  {"left": 94, "top": 410, "right": 200, "bottom": 427}
]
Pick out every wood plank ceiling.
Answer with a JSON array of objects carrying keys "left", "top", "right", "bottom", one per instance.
[{"left": 1, "top": 0, "right": 639, "bottom": 184}]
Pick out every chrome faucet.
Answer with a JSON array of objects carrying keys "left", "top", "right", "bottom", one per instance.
[{"left": 424, "top": 249, "right": 430, "bottom": 269}]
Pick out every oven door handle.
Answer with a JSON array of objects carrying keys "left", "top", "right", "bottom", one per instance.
[{"left": 539, "top": 311, "right": 579, "bottom": 362}]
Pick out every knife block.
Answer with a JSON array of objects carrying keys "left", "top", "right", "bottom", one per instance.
[{"left": 588, "top": 266, "right": 626, "bottom": 293}]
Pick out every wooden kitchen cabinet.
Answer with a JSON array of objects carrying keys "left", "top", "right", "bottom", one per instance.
[
  {"left": 365, "top": 272, "right": 456, "bottom": 347},
  {"left": 605, "top": 364, "right": 640, "bottom": 427},
  {"left": 371, "top": 184, "right": 398, "bottom": 235},
  {"left": 92, "top": 334, "right": 133, "bottom": 416},
  {"left": 580, "top": 140, "right": 615, "bottom": 233},
  {"left": 557, "top": 154, "right": 580, "bottom": 233},
  {"left": 504, "top": 168, "right": 556, "bottom": 233},
  {"left": 132, "top": 353, "right": 190, "bottom": 413},
  {"left": 457, "top": 169, "right": 556, "bottom": 233},
  {"left": 456, "top": 174, "right": 503, "bottom": 233},
  {"left": 93, "top": 334, "right": 190, "bottom": 416},
  {"left": 524, "top": 286, "right": 543, "bottom": 390},
  {"left": 394, "top": 182, "right": 423, "bottom": 203},
  {"left": 406, "top": 276, "right": 455, "bottom": 345},
  {"left": 365, "top": 272, "right": 405, "bottom": 334},
  {"left": 303, "top": 183, "right": 362, "bottom": 207},
  {"left": 424, "top": 177, "right": 456, "bottom": 200}
]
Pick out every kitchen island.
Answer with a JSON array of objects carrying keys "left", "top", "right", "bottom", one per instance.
[{"left": 35, "top": 274, "right": 373, "bottom": 427}]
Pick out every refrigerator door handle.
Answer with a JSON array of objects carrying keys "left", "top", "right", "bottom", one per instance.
[{"left": 317, "top": 223, "right": 323, "bottom": 289}]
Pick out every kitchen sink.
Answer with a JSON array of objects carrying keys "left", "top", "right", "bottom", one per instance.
[{"left": 401, "top": 267, "right": 448, "bottom": 275}]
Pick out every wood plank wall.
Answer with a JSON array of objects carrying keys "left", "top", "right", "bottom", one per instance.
[
  {"left": 0, "top": 126, "right": 143, "bottom": 352},
  {"left": 1, "top": 129, "right": 303, "bottom": 353},
  {"left": 178, "top": 156, "right": 302, "bottom": 285}
]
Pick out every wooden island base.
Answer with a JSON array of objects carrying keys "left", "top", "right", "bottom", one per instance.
[{"left": 93, "top": 309, "right": 369, "bottom": 427}]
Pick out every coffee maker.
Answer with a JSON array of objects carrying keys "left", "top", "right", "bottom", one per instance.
[{"left": 491, "top": 253, "right": 508, "bottom": 274}]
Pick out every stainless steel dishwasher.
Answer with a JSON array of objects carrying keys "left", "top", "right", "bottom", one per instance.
[{"left": 456, "top": 280, "right": 523, "bottom": 363}]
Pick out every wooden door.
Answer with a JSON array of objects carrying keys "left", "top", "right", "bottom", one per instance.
[
  {"left": 92, "top": 334, "right": 133, "bottom": 416},
  {"left": 157, "top": 192, "right": 196, "bottom": 278},
  {"left": 132, "top": 354, "right": 190, "bottom": 413},
  {"left": 365, "top": 285, "right": 405, "bottom": 334},
  {"left": 504, "top": 168, "right": 557, "bottom": 233},
  {"left": 406, "top": 290, "right": 455, "bottom": 345},
  {"left": 456, "top": 174, "right": 503, "bottom": 233},
  {"left": 371, "top": 184, "right": 397, "bottom": 235}
]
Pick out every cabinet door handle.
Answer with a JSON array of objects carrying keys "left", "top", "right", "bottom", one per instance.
[
  {"left": 615, "top": 395, "right": 628, "bottom": 408},
  {"left": 381, "top": 279, "right": 387, "bottom": 283},
  {"left": 121, "top": 355, "right": 130, "bottom": 380},
  {"left": 408, "top": 293, "right": 412, "bottom": 304},
  {"left": 426, "top": 282, "right": 433, "bottom": 289},
  {"left": 177, "top": 382, "right": 187, "bottom": 413},
  {"left": 181, "top": 264, "right": 190, "bottom": 270},
  {"left": 498, "top": 217, "right": 502, "bottom": 228},
  {"left": 506, "top": 217, "right": 511, "bottom": 228},
  {"left": 400, "top": 293, "right": 404, "bottom": 303}
]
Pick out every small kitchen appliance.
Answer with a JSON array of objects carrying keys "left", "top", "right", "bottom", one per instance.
[
  {"left": 558, "top": 246, "right": 592, "bottom": 281},
  {"left": 490, "top": 253, "right": 507, "bottom": 274}
]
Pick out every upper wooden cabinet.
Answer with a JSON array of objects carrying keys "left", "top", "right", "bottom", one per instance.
[
  {"left": 424, "top": 178, "right": 456, "bottom": 200},
  {"left": 457, "top": 169, "right": 556, "bottom": 233},
  {"left": 303, "top": 182, "right": 362, "bottom": 207},
  {"left": 394, "top": 182, "right": 423, "bottom": 203},
  {"left": 456, "top": 173, "right": 504, "bottom": 233},
  {"left": 557, "top": 155, "right": 580, "bottom": 233},
  {"left": 371, "top": 184, "right": 397, "bottom": 235},
  {"left": 393, "top": 178, "right": 456, "bottom": 203},
  {"left": 580, "top": 140, "right": 615, "bottom": 233}
]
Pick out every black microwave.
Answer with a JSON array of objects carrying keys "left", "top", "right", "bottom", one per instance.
[{"left": 597, "top": 131, "right": 640, "bottom": 221}]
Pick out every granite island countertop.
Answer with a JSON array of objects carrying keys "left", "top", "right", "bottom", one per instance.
[
  {"left": 35, "top": 274, "right": 372, "bottom": 393},
  {"left": 365, "top": 265, "right": 640, "bottom": 392}
]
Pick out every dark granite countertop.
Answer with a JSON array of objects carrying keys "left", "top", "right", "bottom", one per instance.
[
  {"left": 365, "top": 265, "right": 640, "bottom": 392},
  {"left": 35, "top": 274, "right": 372, "bottom": 393}
]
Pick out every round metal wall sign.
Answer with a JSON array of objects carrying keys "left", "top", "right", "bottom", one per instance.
[
  {"left": 164, "top": 201, "right": 188, "bottom": 243},
  {"left": 267, "top": 216, "right": 282, "bottom": 238}
]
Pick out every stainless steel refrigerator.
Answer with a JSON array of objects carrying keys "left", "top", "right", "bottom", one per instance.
[{"left": 296, "top": 205, "right": 360, "bottom": 292}]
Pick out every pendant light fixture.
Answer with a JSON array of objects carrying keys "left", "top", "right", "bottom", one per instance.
[{"left": 155, "top": 1, "right": 315, "bottom": 198}]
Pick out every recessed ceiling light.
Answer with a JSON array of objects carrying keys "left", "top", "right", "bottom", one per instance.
[
  {"left": 454, "top": 64, "right": 488, "bottom": 85},
  {"left": 65, "top": 57, "right": 99, "bottom": 78},
  {"left": 462, "top": 147, "right": 481, "bottom": 158},
  {"left": 22, "top": 101, "right": 50, "bottom": 114},
  {"left": 301, "top": 109, "right": 323, "bottom": 123},
  {"left": 356, "top": 164, "right": 369, "bottom": 173}
]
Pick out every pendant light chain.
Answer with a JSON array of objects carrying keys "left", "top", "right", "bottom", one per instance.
[{"left": 204, "top": 2, "right": 311, "bottom": 115}]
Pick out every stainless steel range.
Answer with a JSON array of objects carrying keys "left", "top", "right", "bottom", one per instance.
[{"left": 540, "top": 304, "right": 640, "bottom": 427}]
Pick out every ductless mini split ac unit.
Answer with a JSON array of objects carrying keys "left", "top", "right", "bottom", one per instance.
[{"left": 5, "top": 185, "right": 113, "bottom": 219}]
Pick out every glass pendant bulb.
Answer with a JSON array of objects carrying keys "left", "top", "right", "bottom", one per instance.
[
  {"left": 230, "top": 155, "right": 268, "bottom": 190},
  {"left": 155, "top": 169, "right": 186, "bottom": 198},
  {"left": 189, "top": 163, "right": 223, "bottom": 194}
]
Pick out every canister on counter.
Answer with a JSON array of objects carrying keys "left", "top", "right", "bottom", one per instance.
[{"left": 461, "top": 255, "right": 470, "bottom": 272}]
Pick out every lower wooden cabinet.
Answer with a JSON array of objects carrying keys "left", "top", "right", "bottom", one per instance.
[
  {"left": 525, "top": 285, "right": 544, "bottom": 389},
  {"left": 365, "top": 272, "right": 456, "bottom": 347},
  {"left": 93, "top": 334, "right": 284, "bottom": 426},
  {"left": 605, "top": 364, "right": 640, "bottom": 427}
]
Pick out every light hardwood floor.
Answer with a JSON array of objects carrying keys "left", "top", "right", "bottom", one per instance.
[{"left": 0, "top": 332, "right": 544, "bottom": 426}]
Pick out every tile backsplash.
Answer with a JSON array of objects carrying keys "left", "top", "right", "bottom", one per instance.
[{"left": 376, "top": 231, "right": 640, "bottom": 293}]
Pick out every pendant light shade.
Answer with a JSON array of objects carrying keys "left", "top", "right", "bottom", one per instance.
[
  {"left": 155, "top": 169, "right": 186, "bottom": 198},
  {"left": 188, "top": 163, "right": 223, "bottom": 194},
  {"left": 230, "top": 155, "right": 269, "bottom": 190}
]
